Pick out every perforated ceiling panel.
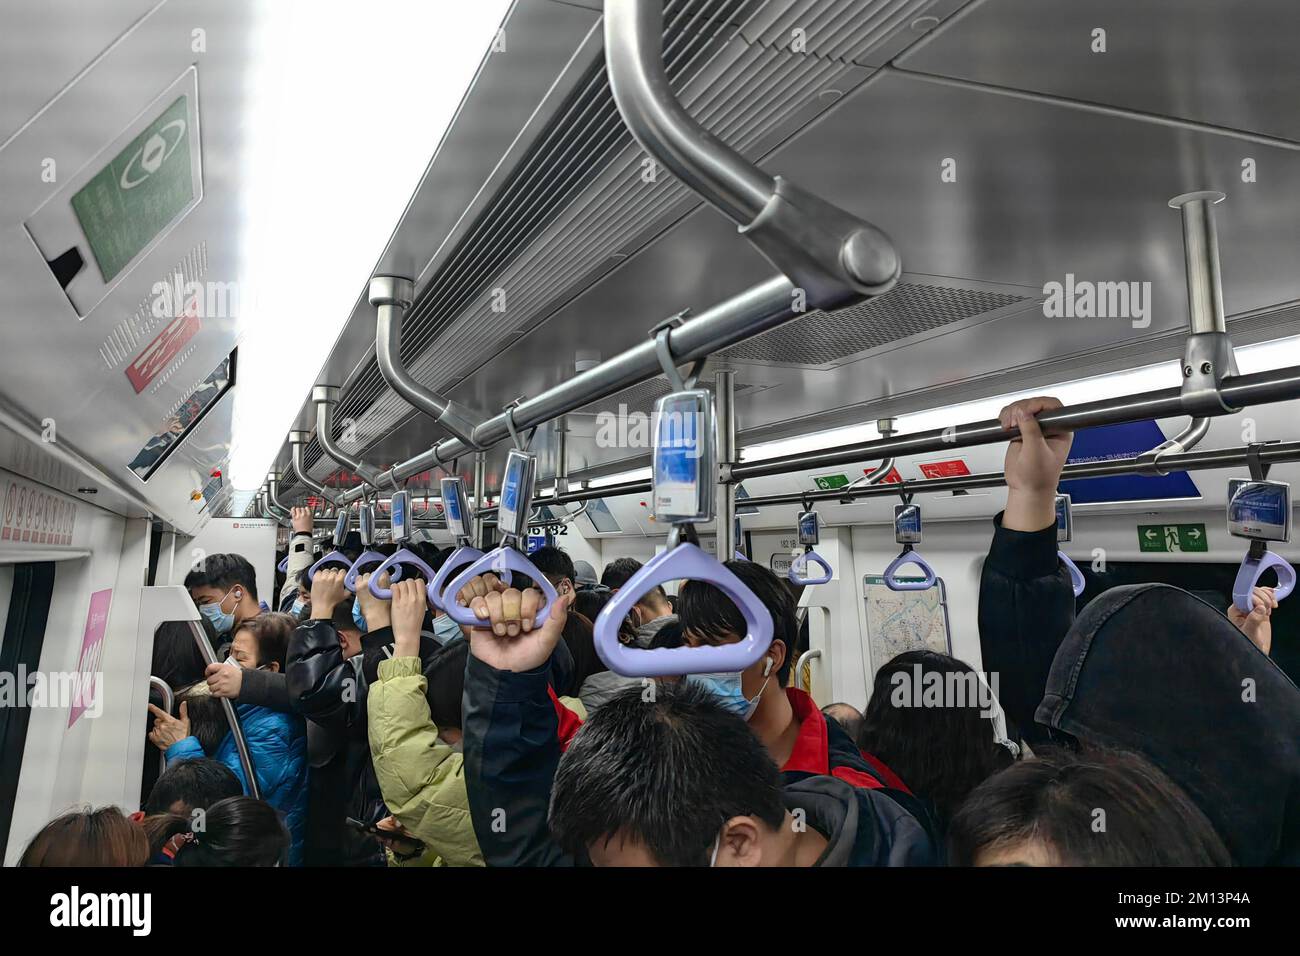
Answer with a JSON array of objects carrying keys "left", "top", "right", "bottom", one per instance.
[{"left": 718, "top": 281, "right": 1033, "bottom": 366}]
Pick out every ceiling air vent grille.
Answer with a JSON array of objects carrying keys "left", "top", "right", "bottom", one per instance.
[{"left": 719, "top": 282, "right": 1032, "bottom": 366}]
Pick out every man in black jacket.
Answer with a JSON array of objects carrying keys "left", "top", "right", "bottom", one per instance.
[{"left": 460, "top": 582, "right": 935, "bottom": 867}]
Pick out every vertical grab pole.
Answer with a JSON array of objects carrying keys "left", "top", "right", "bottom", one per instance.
[
  {"left": 184, "top": 621, "right": 260, "bottom": 799},
  {"left": 472, "top": 451, "right": 487, "bottom": 549},
  {"left": 715, "top": 370, "right": 737, "bottom": 561}
]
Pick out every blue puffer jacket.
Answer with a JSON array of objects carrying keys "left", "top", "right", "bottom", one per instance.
[{"left": 167, "top": 702, "right": 310, "bottom": 865}]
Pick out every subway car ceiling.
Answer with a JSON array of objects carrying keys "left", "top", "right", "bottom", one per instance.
[{"left": 2, "top": 0, "right": 1300, "bottom": 540}]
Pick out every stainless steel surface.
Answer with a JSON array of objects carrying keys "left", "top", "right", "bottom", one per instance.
[
  {"left": 185, "top": 619, "right": 258, "bottom": 799},
  {"left": 604, "top": 0, "right": 775, "bottom": 225},
  {"left": 1138, "top": 416, "right": 1212, "bottom": 478},
  {"left": 1171, "top": 192, "right": 1229, "bottom": 337},
  {"left": 715, "top": 369, "right": 737, "bottom": 558},
  {"left": 289, "top": 432, "right": 335, "bottom": 507},
  {"left": 313, "top": 385, "right": 383, "bottom": 489},
  {"left": 148, "top": 675, "right": 174, "bottom": 776},
  {"left": 371, "top": 278, "right": 481, "bottom": 449},
  {"left": 335, "top": 274, "right": 799, "bottom": 503},
  {"left": 473, "top": 451, "right": 487, "bottom": 548},
  {"left": 732, "top": 363, "right": 1300, "bottom": 481},
  {"left": 794, "top": 648, "right": 822, "bottom": 695},
  {"left": 741, "top": 440, "right": 1300, "bottom": 509}
]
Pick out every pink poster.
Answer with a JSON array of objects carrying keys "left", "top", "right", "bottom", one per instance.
[{"left": 68, "top": 589, "right": 113, "bottom": 727}]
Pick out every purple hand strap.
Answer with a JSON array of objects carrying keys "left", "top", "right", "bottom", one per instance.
[
  {"left": 883, "top": 548, "right": 937, "bottom": 592},
  {"left": 734, "top": 550, "right": 748, "bottom": 561},
  {"left": 593, "top": 543, "right": 774, "bottom": 677},
  {"left": 443, "top": 548, "right": 557, "bottom": 628},
  {"left": 788, "top": 551, "right": 833, "bottom": 586},
  {"left": 277, "top": 555, "right": 289, "bottom": 574},
  {"left": 427, "top": 546, "right": 484, "bottom": 610},
  {"left": 307, "top": 550, "right": 354, "bottom": 583},
  {"left": 1059, "top": 551, "right": 1086, "bottom": 598},
  {"left": 1233, "top": 550, "right": 1296, "bottom": 613},
  {"left": 344, "top": 550, "right": 402, "bottom": 594},
  {"left": 368, "top": 549, "right": 437, "bottom": 600}
]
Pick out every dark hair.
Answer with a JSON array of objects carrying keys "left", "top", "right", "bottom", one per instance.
[
  {"left": 184, "top": 553, "right": 259, "bottom": 601},
  {"left": 144, "top": 758, "right": 243, "bottom": 816},
  {"left": 600, "top": 557, "right": 642, "bottom": 590},
  {"left": 549, "top": 682, "right": 786, "bottom": 866},
  {"left": 295, "top": 568, "right": 312, "bottom": 594},
  {"left": 859, "top": 651, "right": 1013, "bottom": 831},
  {"left": 948, "top": 747, "right": 1232, "bottom": 866},
  {"left": 822, "top": 703, "right": 864, "bottom": 744},
  {"left": 172, "top": 796, "right": 290, "bottom": 867},
  {"left": 648, "top": 619, "right": 685, "bottom": 650},
  {"left": 426, "top": 639, "right": 468, "bottom": 731},
  {"left": 330, "top": 599, "right": 360, "bottom": 634},
  {"left": 530, "top": 545, "right": 575, "bottom": 585},
  {"left": 559, "top": 611, "right": 604, "bottom": 695},
  {"left": 151, "top": 619, "right": 215, "bottom": 691},
  {"left": 140, "top": 812, "right": 192, "bottom": 859},
  {"left": 572, "top": 587, "right": 612, "bottom": 624},
  {"left": 236, "top": 612, "right": 295, "bottom": 670},
  {"left": 678, "top": 560, "right": 797, "bottom": 684},
  {"left": 20, "top": 806, "right": 148, "bottom": 867}
]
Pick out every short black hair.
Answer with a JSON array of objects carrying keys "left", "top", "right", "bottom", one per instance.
[
  {"left": 144, "top": 758, "right": 243, "bottom": 816},
  {"left": 184, "top": 553, "right": 258, "bottom": 601},
  {"left": 426, "top": 640, "right": 468, "bottom": 731},
  {"left": 151, "top": 619, "right": 215, "bottom": 692},
  {"left": 295, "top": 568, "right": 312, "bottom": 593},
  {"left": 330, "top": 599, "right": 360, "bottom": 634},
  {"left": 548, "top": 682, "right": 786, "bottom": 866},
  {"left": 678, "top": 560, "right": 797, "bottom": 684},
  {"left": 530, "top": 545, "right": 575, "bottom": 584},
  {"left": 948, "top": 747, "right": 1231, "bottom": 866},
  {"left": 173, "top": 796, "right": 290, "bottom": 867},
  {"left": 600, "top": 557, "right": 642, "bottom": 590}
]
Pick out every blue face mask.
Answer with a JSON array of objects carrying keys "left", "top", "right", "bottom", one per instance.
[
  {"left": 686, "top": 659, "right": 773, "bottom": 722},
  {"left": 433, "top": 613, "right": 462, "bottom": 646},
  {"left": 291, "top": 599, "right": 306, "bottom": 618},
  {"left": 352, "top": 598, "right": 368, "bottom": 634},
  {"left": 199, "top": 588, "right": 238, "bottom": 636}
]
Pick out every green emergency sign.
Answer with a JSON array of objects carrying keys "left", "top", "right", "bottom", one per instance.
[
  {"left": 812, "top": 473, "right": 850, "bottom": 491},
  {"left": 1138, "top": 523, "right": 1208, "bottom": 553},
  {"left": 71, "top": 96, "right": 194, "bottom": 282}
]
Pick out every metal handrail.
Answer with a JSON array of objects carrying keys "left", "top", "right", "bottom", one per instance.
[
  {"left": 148, "top": 676, "right": 174, "bottom": 777},
  {"left": 185, "top": 621, "right": 260, "bottom": 799},
  {"left": 289, "top": 432, "right": 336, "bottom": 512},
  {"left": 795, "top": 648, "right": 821, "bottom": 695},
  {"left": 313, "top": 386, "right": 387, "bottom": 489}
]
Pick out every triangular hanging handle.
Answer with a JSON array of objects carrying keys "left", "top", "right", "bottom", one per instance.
[
  {"left": 788, "top": 550, "right": 833, "bottom": 586},
  {"left": 443, "top": 547, "right": 557, "bottom": 628},
  {"left": 344, "top": 550, "right": 403, "bottom": 594},
  {"left": 1059, "top": 551, "right": 1086, "bottom": 598},
  {"left": 1233, "top": 549, "right": 1296, "bottom": 614},
  {"left": 593, "top": 543, "right": 774, "bottom": 678},
  {"left": 427, "top": 545, "right": 486, "bottom": 610},
  {"left": 883, "top": 549, "right": 937, "bottom": 592},
  {"left": 307, "top": 550, "right": 355, "bottom": 583},
  {"left": 368, "top": 549, "right": 437, "bottom": 600}
]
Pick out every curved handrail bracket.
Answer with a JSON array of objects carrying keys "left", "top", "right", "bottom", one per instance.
[
  {"left": 344, "top": 550, "right": 402, "bottom": 593},
  {"left": 444, "top": 548, "right": 556, "bottom": 628},
  {"left": 883, "top": 550, "right": 937, "bottom": 592},
  {"left": 368, "top": 549, "right": 436, "bottom": 600},
  {"left": 593, "top": 543, "right": 773, "bottom": 678},
  {"left": 789, "top": 551, "right": 833, "bottom": 587},
  {"left": 427, "top": 545, "right": 485, "bottom": 610},
  {"left": 307, "top": 550, "right": 354, "bottom": 582},
  {"left": 1233, "top": 550, "right": 1296, "bottom": 614},
  {"left": 1059, "top": 551, "right": 1086, "bottom": 598}
]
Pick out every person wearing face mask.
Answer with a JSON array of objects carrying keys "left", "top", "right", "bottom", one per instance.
[
  {"left": 366, "top": 579, "right": 484, "bottom": 866},
  {"left": 677, "top": 561, "right": 928, "bottom": 822},
  {"left": 148, "top": 613, "right": 309, "bottom": 865},
  {"left": 184, "top": 553, "right": 263, "bottom": 640},
  {"left": 456, "top": 580, "right": 936, "bottom": 867},
  {"left": 277, "top": 506, "right": 318, "bottom": 610}
]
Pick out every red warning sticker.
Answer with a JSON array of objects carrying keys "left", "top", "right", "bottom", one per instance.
[
  {"left": 869, "top": 466, "right": 903, "bottom": 484},
  {"left": 126, "top": 308, "right": 201, "bottom": 393},
  {"left": 918, "top": 459, "right": 971, "bottom": 479}
]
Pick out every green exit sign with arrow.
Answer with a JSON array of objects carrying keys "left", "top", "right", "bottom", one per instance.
[{"left": 1138, "top": 523, "right": 1208, "bottom": 553}]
